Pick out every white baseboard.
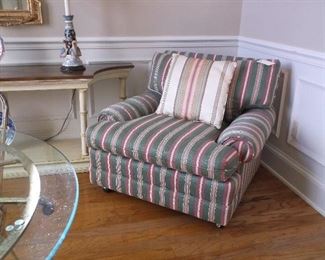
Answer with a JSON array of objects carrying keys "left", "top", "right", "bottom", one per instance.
[
  {"left": 262, "top": 143, "right": 325, "bottom": 217},
  {"left": 262, "top": 161, "right": 325, "bottom": 217},
  {"left": 4, "top": 159, "right": 89, "bottom": 179},
  {"left": 4, "top": 138, "right": 89, "bottom": 179}
]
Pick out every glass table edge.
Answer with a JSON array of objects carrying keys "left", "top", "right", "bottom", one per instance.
[
  {"left": 46, "top": 171, "right": 79, "bottom": 259},
  {"left": 40, "top": 141, "right": 80, "bottom": 259}
]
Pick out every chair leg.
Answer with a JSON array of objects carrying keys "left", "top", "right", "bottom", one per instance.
[{"left": 103, "top": 187, "right": 113, "bottom": 193}]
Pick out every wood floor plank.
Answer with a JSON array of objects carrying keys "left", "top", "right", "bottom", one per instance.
[{"left": 56, "top": 167, "right": 325, "bottom": 259}]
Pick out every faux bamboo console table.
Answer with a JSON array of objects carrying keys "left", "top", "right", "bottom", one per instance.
[{"left": 0, "top": 63, "right": 134, "bottom": 156}]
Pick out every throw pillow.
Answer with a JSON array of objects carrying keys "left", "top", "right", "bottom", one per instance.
[{"left": 156, "top": 54, "right": 237, "bottom": 129}]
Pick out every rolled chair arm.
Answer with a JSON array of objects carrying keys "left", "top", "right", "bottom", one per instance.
[
  {"left": 217, "top": 108, "right": 276, "bottom": 162},
  {"left": 98, "top": 90, "right": 161, "bottom": 122}
]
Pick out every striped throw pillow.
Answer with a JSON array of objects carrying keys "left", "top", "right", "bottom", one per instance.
[{"left": 156, "top": 54, "right": 237, "bottom": 129}]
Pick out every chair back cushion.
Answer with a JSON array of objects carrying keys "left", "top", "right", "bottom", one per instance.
[
  {"left": 156, "top": 54, "right": 237, "bottom": 129},
  {"left": 147, "top": 51, "right": 281, "bottom": 122}
]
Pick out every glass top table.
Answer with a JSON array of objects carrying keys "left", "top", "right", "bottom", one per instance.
[{"left": 0, "top": 133, "right": 79, "bottom": 259}]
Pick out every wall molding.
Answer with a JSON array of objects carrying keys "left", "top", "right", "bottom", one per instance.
[
  {"left": 262, "top": 143, "right": 325, "bottom": 216},
  {"left": 3, "top": 35, "right": 324, "bottom": 66},
  {"left": 238, "top": 36, "right": 325, "bottom": 68},
  {"left": 264, "top": 143, "right": 323, "bottom": 188},
  {"left": 1, "top": 35, "right": 239, "bottom": 65}
]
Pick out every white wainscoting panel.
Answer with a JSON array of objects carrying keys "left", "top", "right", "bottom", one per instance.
[{"left": 287, "top": 78, "right": 325, "bottom": 166}]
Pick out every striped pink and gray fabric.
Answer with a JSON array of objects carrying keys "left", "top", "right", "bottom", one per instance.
[
  {"left": 87, "top": 113, "right": 239, "bottom": 182},
  {"left": 89, "top": 149, "right": 261, "bottom": 226},
  {"left": 156, "top": 54, "right": 237, "bottom": 129},
  {"left": 98, "top": 90, "right": 161, "bottom": 122},
  {"left": 218, "top": 108, "right": 276, "bottom": 162},
  {"left": 87, "top": 51, "right": 280, "bottom": 226},
  {"left": 147, "top": 53, "right": 172, "bottom": 94},
  {"left": 148, "top": 51, "right": 281, "bottom": 122}
]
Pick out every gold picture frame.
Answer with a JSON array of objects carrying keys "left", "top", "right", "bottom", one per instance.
[{"left": 0, "top": 0, "right": 42, "bottom": 26}]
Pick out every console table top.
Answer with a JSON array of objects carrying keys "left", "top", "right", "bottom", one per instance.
[{"left": 0, "top": 63, "right": 134, "bottom": 82}]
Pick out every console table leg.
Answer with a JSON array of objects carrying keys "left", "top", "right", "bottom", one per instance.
[
  {"left": 79, "top": 89, "right": 88, "bottom": 157},
  {"left": 119, "top": 77, "right": 127, "bottom": 101}
]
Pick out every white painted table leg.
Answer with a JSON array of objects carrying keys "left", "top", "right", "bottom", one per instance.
[
  {"left": 119, "top": 77, "right": 127, "bottom": 101},
  {"left": 79, "top": 89, "right": 88, "bottom": 157}
]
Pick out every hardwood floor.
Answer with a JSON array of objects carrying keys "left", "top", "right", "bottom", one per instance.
[{"left": 56, "top": 167, "right": 325, "bottom": 259}]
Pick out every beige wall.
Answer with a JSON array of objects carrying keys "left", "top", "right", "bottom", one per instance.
[
  {"left": 4, "top": 0, "right": 323, "bottom": 51},
  {"left": 1, "top": 0, "right": 243, "bottom": 38},
  {"left": 240, "top": 0, "right": 325, "bottom": 52}
]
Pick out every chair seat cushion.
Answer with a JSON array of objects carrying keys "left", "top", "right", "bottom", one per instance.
[{"left": 87, "top": 114, "right": 240, "bottom": 181}]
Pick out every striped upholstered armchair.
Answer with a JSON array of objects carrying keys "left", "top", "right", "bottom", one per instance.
[{"left": 87, "top": 51, "right": 281, "bottom": 227}]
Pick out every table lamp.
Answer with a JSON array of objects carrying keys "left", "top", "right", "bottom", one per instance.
[{"left": 60, "top": 0, "right": 85, "bottom": 72}]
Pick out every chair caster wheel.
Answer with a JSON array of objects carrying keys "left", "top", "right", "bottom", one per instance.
[{"left": 103, "top": 187, "right": 113, "bottom": 193}]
